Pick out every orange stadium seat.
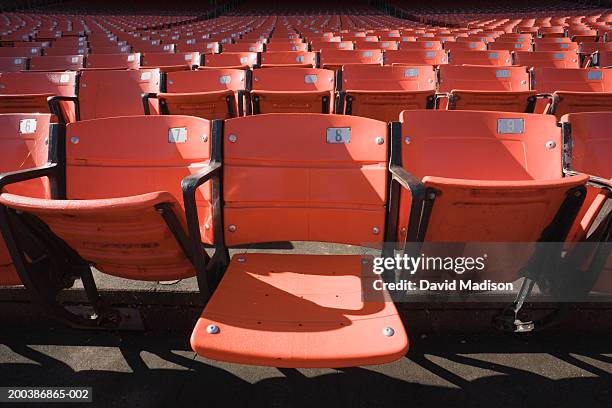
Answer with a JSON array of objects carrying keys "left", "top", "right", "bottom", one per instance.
[
  {"left": 320, "top": 49, "right": 383, "bottom": 71},
  {"left": 0, "top": 56, "right": 29, "bottom": 72},
  {"left": 265, "top": 42, "right": 309, "bottom": 52},
  {"left": 191, "top": 113, "right": 408, "bottom": 367},
  {"left": 250, "top": 67, "right": 334, "bottom": 113},
  {"left": 203, "top": 52, "right": 259, "bottom": 69},
  {"left": 145, "top": 68, "right": 247, "bottom": 119},
  {"left": 384, "top": 50, "right": 447, "bottom": 66},
  {"left": 392, "top": 110, "right": 588, "bottom": 330},
  {"left": 449, "top": 50, "right": 513, "bottom": 66},
  {"left": 437, "top": 65, "right": 537, "bottom": 112},
  {"left": 0, "top": 113, "right": 53, "bottom": 286},
  {"left": 260, "top": 51, "right": 318, "bottom": 67},
  {"left": 85, "top": 52, "right": 141, "bottom": 70},
  {"left": 532, "top": 67, "right": 612, "bottom": 118},
  {"left": 141, "top": 52, "right": 200, "bottom": 72},
  {"left": 337, "top": 64, "right": 435, "bottom": 121},
  {"left": 29, "top": 55, "right": 84, "bottom": 71},
  {"left": 0, "top": 115, "right": 218, "bottom": 327},
  {"left": 514, "top": 51, "right": 580, "bottom": 69}
]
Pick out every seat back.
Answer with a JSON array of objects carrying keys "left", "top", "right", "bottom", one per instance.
[
  {"left": 320, "top": 49, "right": 383, "bottom": 70},
  {"left": 159, "top": 68, "right": 246, "bottom": 119},
  {"left": 142, "top": 52, "right": 200, "bottom": 69},
  {"left": 0, "top": 113, "right": 52, "bottom": 285},
  {"left": 533, "top": 67, "right": 611, "bottom": 93},
  {"left": 203, "top": 52, "right": 258, "bottom": 69},
  {"left": 449, "top": 50, "right": 513, "bottom": 66},
  {"left": 438, "top": 65, "right": 530, "bottom": 92},
  {"left": 265, "top": 42, "right": 309, "bottom": 52},
  {"left": 444, "top": 41, "right": 487, "bottom": 51},
  {"left": 399, "top": 41, "right": 443, "bottom": 51},
  {"left": 384, "top": 50, "right": 447, "bottom": 66},
  {"left": 250, "top": 67, "right": 334, "bottom": 113},
  {"left": 29, "top": 55, "right": 84, "bottom": 71},
  {"left": 515, "top": 51, "right": 580, "bottom": 68},
  {"left": 0, "top": 56, "right": 28, "bottom": 72},
  {"left": 85, "top": 53, "right": 141, "bottom": 70},
  {"left": 78, "top": 68, "right": 161, "bottom": 120},
  {"left": 1, "top": 115, "right": 214, "bottom": 280},
  {"left": 260, "top": 51, "right": 317, "bottom": 67},
  {"left": 222, "top": 113, "right": 388, "bottom": 247}
]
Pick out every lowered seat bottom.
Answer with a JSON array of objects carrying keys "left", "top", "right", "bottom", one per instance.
[{"left": 191, "top": 253, "right": 408, "bottom": 368}]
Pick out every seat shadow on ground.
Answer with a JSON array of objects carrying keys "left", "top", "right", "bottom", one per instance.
[{"left": 0, "top": 329, "right": 610, "bottom": 408}]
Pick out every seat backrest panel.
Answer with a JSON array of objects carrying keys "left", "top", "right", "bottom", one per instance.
[
  {"left": 223, "top": 113, "right": 388, "bottom": 246},
  {"left": 166, "top": 68, "right": 246, "bottom": 93},
  {"left": 78, "top": 69, "right": 161, "bottom": 120},
  {"left": 251, "top": 67, "right": 334, "bottom": 91},
  {"left": 400, "top": 110, "right": 562, "bottom": 181},
  {"left": 533, "top": 67, "right": 611, "bottom": 93},
  {"left": 564, "top": 112, "right": 612, "bottom": 179},
  {"left": 342, "top": 65, "right": 436, "bottom": 91},
  {"left": 0, "top": 71, "right": 77, "bottom": 96},
  {"left": 438, "top": 65, "right": 530, "bottom": 92},
  {"left": 86, "top": 53, "right": 141, "bottom": 69},
  {"left": 29, "top": 55, "right": 84, "bottom": 71}
]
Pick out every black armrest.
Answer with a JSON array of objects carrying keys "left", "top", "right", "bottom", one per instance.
[
  {"left": 335, "top": 90, "right": 346, "bottom": 114},
  {"left": 47, "top": 95, "right": 77, "bottom": 124},
  {"left": 564, "top": 170, "right": 612, "bottom": 192},
  {"left": 181, "top": 162, "right": 221, "bottom": 197},
  {"left": 0, "top": 163, "right": 59, "bottom": 192},
  {"left": 389, "top": 164, "right": 426, "bottom": 201},
  {"left": 433, "top": 92, "right": 448, "bottom": 109},
  {"left": 142, "top": 92, "right": 158, "bottom": 115}
]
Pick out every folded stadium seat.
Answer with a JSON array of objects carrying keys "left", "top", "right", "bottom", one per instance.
[
  {"left": 560, "top": 113, "right": 611, "bottom": 294},
  {"left": 488, "top": 42, "right": 532, "bottom": 52},
  {"left": 222, "top": 43, "right": 265, "bottom": 53},
  {"left": 203, "top": 52, "right": 259, "bottom": 69},
  {"left": 0, "top": 113, "right": 53, "bottom": 286},
  {"left": 250, "top": 67, "right": 334, "bottom": 114},
  {"left": 265, "top": 42, "right": 309, "bottom": 52},
  {"left": 354, "top": 41, "right": 399, "bottom": 51},
  {"left": 534, "top": 42, "right": 579, "bottom": 52},
  {"left": 398, "top": 41, "right": 443, "bottom": 51},
  {"left": 0, "top": 47, "right": 41, "bottom": 57},
  {"left": 176, "top": 41, "right": 220, "bottom": 54},
  {"left": 29, "top": 55, "right": 84, "bottom": 71},
  {"left": 0, "top": 56, "right": 29, "bottom": 72},
  {"left": 259, "top": 51, "right": 317, "bottom": 68},
  {"left": 444, "top": 41, "right": 487, "bottom": 51},
  {"left": 0, "top": 115, "right": 219, "bottom": 327},
  {"left": 85, "top": 53, "right": 141, "bottom": 70},
  {"left": 141, "top": 52, "right": 200, "bottom": 72},
  {"left": 44, "top": 46, "right": 88, "bottom": 56},
  {"left": 437, "top": 65, "right": 537, "bottom": 112},
  {"left": 319, "top": 49, "right": 383, "bottom": 71},
  {"left": 532, "top": 67, "right": 612, "bottom": 118},
  {"left": 310, "top": 41, "right": 355, "bottom": 51},
  {"left": 50, "top": 68, "right": 161, "bottom": 122},
  {"left": 448, "top": 50, "right": 513, "bottom": 66},
  {"left": 594, "top": 51, "right": 612, "bottom": 68},
  {"left": 191, "top": 113, "right": 408, "bottom": 367},
  {"left": 392, "top": 110, "right": 588, "bottom": 331},
  {"left": 562, "top": 112, "right": 611, "bottom": 242},
  {"left": 144, "top": 68, "right": 247, "bottom": 119},
  {"left": 384, "top": 50, "right": 447, "bottom": 66},
  {"left": 337, "top": 65, "right": 435, "bottom": 121},
  {"left": 0, "top": 71, "right": 77, "bottom": 121},
  {"left": 514, "top": 51, "right": 580, "bottom": 69}
]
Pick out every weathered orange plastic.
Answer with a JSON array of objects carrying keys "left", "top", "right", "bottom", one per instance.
[
  {"left": 141, "top": 52, "right": 200, "bottom": 72},
  {"left": 532, "top": 67, "right": 612, "bottom": 118},
  {"left": 384, "top": 50, "right": 447, "bottom": 66},
  {"left": 564, "top": 112, "right": 611, "bottom": 242},
  {"left": 449, "top": 50, "right": 513, "bottom": 66},
  {"left": 320, "top": 49, "right": 383, "bottom": 71},
  {"left": 0, "top": 113, "right": 52, "bottom": 285},
  {"left": 260, "top": 51, "right": 317, "bottom": 67},
  {"left": 514, "top": 51, "right": 580, "bottom": 69},
  {"left": 445, "top": 41, "right": 487, "bottom": 51},
  {"left": 0, "top": 56, "right": 28, "bottom": 72},
  {"left": 191, "top": 113, "right": 408, "bottom": 367},
  {"left": 340, "top": 65, "right": 435, "bottom": 121},
  {"left": 397, "top": 111, "right": 588, "bottom": 282},
  {"left": 78, "top": 69, "right": 161, "bottom": 120},
  {"left": 157, "top": 68, "right": 246, "bottom": 119},
  {"left": 29, "top": 55, "right": 84, "bottom": 71},
  {"left": 438, "top": 65, "right": 536, "bottom": 112},
  {"left": 85, "top": 53, "right": 141, "bottom": 70},
  {"left": 250, "top": 68, "right": 334, "bottom": 113},
  {"left": 203, "top": 52, "right": 258, "bottom": 69},
  {"left": 265, "top": 42, "right": 309, "bottom": 52},
  {"left": 0, "top": 115, "right": 214, "bottom": 281},
  {"left": 398, "top": 41, "right": 443, "bottom": 51}
]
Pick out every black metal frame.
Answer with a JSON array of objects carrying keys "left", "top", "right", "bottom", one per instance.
[
  {"left": 0, "top": 119, "right": 225, "bottom": 327},
  {"left": 48, "top": 95, "right": 79, "bottom": 124},
  {"left": 387, "top": 119, "right": 588, "bottom": 332}
]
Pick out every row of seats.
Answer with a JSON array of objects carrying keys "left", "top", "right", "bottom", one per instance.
[
  {"left": 5, "top": 49, "right": 612, "bottom": 72},
  {"left": 0, "top": 110, "right": 609, "bottom": 366},
  {"left": 0, "top": 65, "right": 609, "bottom": 123}
]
